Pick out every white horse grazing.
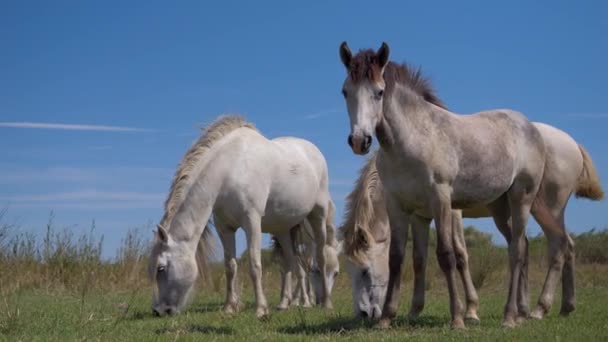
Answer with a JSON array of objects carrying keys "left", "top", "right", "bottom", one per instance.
[
  {"left": 149, "top": 115, "right": 335, "bottom": 318},
  {"left": 339, "top": 42, "right": 549, "bottom": 329},
  {"left": 271, "top": 216, "right": 342, "bottom": 309}
]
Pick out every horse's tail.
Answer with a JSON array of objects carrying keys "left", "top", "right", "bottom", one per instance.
[
  {"left": 270, "top": 235, "right": 283, "bottom": 264},
  {"left": 575, "top": 144, "right": 604, "bottom": 200},
  {"left": 195, "top": 225, "right": 217, "bottom": 287}
]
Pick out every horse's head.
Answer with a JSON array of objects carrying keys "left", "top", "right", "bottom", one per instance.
[
  {"left": 310, "top": 242, "right": 342, "bottom": 304},
  {"left": 149, "top": 224, "right": 198, "bottom": 316},
  {"left": 339, "top": 41, "right": 391, "bottom": 155},
  {"left": 344, "top": 227, "right": 389, "bottom": 320}
]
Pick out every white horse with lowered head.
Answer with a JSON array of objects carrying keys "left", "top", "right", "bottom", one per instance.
[
  {"left": 339, "top": 42, "right": 549, "bottom": 329},
  {"left": 149, "top": 115, "right": 335, "bottom": 318}
]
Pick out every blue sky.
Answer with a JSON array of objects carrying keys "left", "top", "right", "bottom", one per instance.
[{"left": 1, "top": 0, "right": 607, "bottom": 258}]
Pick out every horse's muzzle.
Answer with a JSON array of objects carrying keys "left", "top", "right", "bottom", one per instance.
[{"left": 348, "top": 134, "right": 372, "bottom": 155}]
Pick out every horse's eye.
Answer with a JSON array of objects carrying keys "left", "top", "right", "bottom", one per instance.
[
  {"left": 362, "top": 269, "right": 369, "bottom": 278},
  {"left": 376, "top": 89, "right": 384, "bottom": 98},
  {"left": 157, "top": 265, "right": 166, "bottom": 273},
  {"left": 342, "top": 89, "right": 347, "bottom": 98}
]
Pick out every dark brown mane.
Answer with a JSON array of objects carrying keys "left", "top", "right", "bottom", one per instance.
[{"left": 348, "top": 49, "right": 447, "bottom": 109}]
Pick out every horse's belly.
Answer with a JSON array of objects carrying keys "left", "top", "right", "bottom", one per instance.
[
  {"left": 451, "top": 170, "right": 514, "bottom": 207},
  {"left": 261, "top": 181, "right": 319, "bottom": 233}
]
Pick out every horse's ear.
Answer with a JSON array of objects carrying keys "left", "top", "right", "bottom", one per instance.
[
  {"left": 376, "top": 42, "right": 390, "bottom": 69},
  {"left": 156, "top": 224, "right": 168, "bottom": 243},
  {"left": 339, "top": 41, "right": 352, "bottom": 69}
]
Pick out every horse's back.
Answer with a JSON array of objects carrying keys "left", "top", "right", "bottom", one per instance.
[
  {"left": 216, "top": 133, "right": 329, "bottom": 232},
  {"left": 448, "top": 108, "right": 545, "bottom": 206}
]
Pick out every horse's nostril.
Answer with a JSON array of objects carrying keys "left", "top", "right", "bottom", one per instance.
[
  {"left": 348, "top": 135, "right": 354, "bottom": 148},
  {"left": 359, "top": 310, "right": 369, "bottom": 318},
  {"left": 364, "top": 135, "right": 372, "bottom": 149},
  {"left": 152, "top": 308, "right": 161, "bottom": 317},
  {"left": 165, "top": 308, "right": 175, "bottom": 316}
]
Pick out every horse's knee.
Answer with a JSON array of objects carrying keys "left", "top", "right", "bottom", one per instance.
[
  {"left": 412, "top": 253, "right": 426, "bottom": 273},
  {"left": 453, "top": 247, "right": 467, "bottom": 271},
  {"left": 389, "top": 249, "right": 405, "bottom": 271},
  {"left": 436, "top": 249, "right": 456, "bottom": 273}
]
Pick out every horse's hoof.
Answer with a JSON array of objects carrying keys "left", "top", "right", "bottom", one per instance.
[
  {"left": 451, "top": 318, "right": 466, "bottom": 330},
  {"left": 516, "top": 315, "right": 528, "bottom": 325},
  {"left": 302, "top": 302, "right": 313, "bottom": 309},
  {"left": 464, "top": 314, "right": 481, "bottom": 325},
  {"left": 256, "top": 307, "right": 270, "bottom": 319},
  {"left": 323, "top": 301, "right": 334, "bottom": 310},
  {"left": 276, "top": 299, "right": 290, "bottom": 311},
  {"left": 375, "top": 318, "right": 392, "bottom": 330},
  {"left": 223, "top": 303, "right": 238, "bottom": 315},
  {"left": 501, "top": 317, "right": 517, "bottom": 329},
  {"left": 559, "top": 303, "right": 575, "bottom": 317},
  {"left": 530, "top": 308, "right": 544, "bottom": 320},
  {"left": 406, "top": 310, "right": 421, "bottom": 320}
]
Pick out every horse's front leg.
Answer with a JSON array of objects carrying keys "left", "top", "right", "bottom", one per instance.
[
  {"left": 217, "top": 226, "right": 239, "bottom": 314},
  {"left": 376, "top": 196, "right": 410, "bottom": 329},
  {"left": 433, "top": 185, "right": 465, "bottom": 329},
  {"left": 408, "top": 214, "right": 431, "bottom": 319},
  {"left": 452, "top": 209, "right": 480, "bottom": 323},
  {"left": 242, "top": 213, "right": 269, "bottom": 318}
]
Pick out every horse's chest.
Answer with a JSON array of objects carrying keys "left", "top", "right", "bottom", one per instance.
[{"left": 380, "top": 168, "right": 430, "bottom": 210}]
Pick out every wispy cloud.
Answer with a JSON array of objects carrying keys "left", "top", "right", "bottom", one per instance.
[
  {"left": 0, "top": 166, "right": 172, "bottom": 184},
  {"left": 303, "top": 108, "right": 342, "bottom": 120},
  {"left": 562, "top": 113, "right": 608, "bottom": 119},
  {"left": 0, "top": 190, "right": 165, "bottom": 210},
  {"left": 0, "top": 122, "right": 154, "bottom": 132},
  {"left": 0, "top": 190, "right": 165, "bottom": 203}
]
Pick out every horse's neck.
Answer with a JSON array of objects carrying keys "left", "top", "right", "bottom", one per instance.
[
  {"left": 168, "top": 164, "right": 224, "bottom": 244},
  {"left": 382, "top": 84, "right": 452, "bottom": 160}
]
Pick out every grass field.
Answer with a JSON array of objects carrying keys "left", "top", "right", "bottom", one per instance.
[
  {"left": 2, "top": 220, "right": 608, "bottom": 341},
  {"left": 2, "top": 271, "right": 608, "bottom": 341}
]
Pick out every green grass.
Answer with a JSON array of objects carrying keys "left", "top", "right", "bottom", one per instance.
[
  {"left": 2, "top": 218, "right": 608, "bottom": 341},
  {"left": 2, "top": 274, "right": 608, "bottom": 341}
]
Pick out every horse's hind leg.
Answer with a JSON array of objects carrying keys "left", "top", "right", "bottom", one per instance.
[
  {"left": 293, "top": 226, "right": 313, "bottom": 308},
  {"left": 530, "top": 195, "right": 571, "bottom": 319},
  {"left": 452, "top": 210, "right": 480, "bottom": 324},
  {"left": 488, "top": 195, "right": 531, "bottom": 321},
  {"left": 560, "top": 233, "right": 576, "bottom": 316},
  {"left": 308, "top": 204, "right": 332, "bottom": 309},
  {"left": 242, "top": 212, "right": 269, "bottom": 318},
  {"left": 216, "top": 224, "right": 240, "bottom": 314},
  {"left": 275, "top": 232, "right": 294, "bottom": 310},
  {"left": 501, "top": 183, "right": 536, "bottom": 328},
  {"left": 407, "top": 214, "right": 431, "bottom": 319}
]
